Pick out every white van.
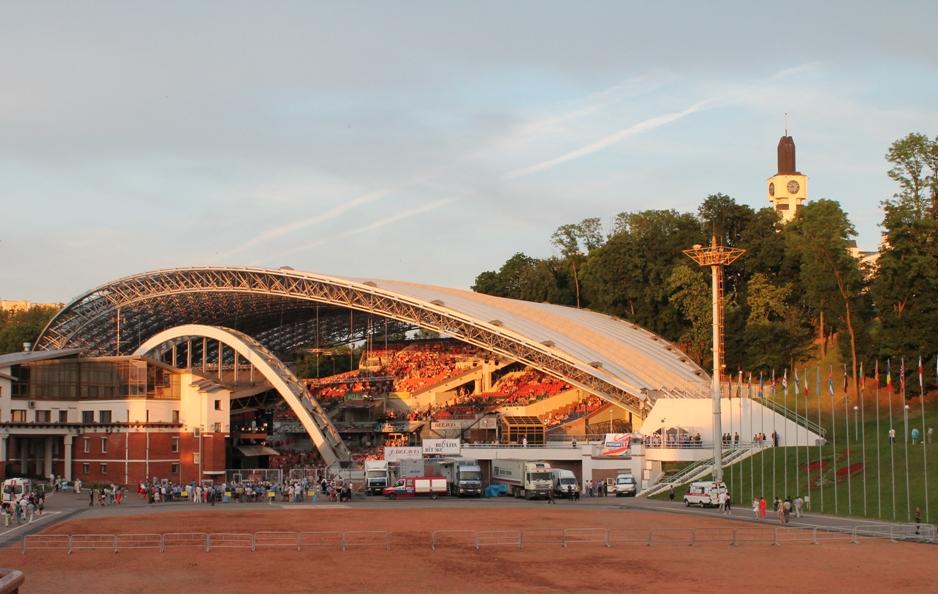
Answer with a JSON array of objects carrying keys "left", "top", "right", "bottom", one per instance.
[
  {"left": 614, "top": 473, "right": 638, "bottom": 497},
  {"left": 682, "top": 481, "right": 726, "bottom": 507},
  {"left": 549, "top": 469, "right": 579, "bottom": 495},
  {"left": 2, "top": 478, "right": 32, "bottom": 505}
]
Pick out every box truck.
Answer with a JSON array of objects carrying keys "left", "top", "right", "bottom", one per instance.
[
  {"left": 491, "top": 460, "right": 552, "bottom": 499},
  {"left": 364, "top": 459, "right": 391, "bottom": 495}
]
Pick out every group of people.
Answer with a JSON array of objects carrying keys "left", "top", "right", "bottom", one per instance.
[
  {"left": 647, "top": 432, "right": 704, "bottom": 448},
  {"left": 88, "top": 484, "right": 125, "bottom": 506},
  {"left": 583, "top": 479, "right": 610, "bottom": 497},
  {"left": 540, "top": 395, "right": 603, "bottom": 428},
  {"left": 372, "top": 340, "right": 479, "bottom": 394},
  {"left": 1, "top": 491, "right": 44, "bottom": 525}
]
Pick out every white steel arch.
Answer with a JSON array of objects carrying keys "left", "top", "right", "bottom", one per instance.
[{"left": 133, "top": 324, "right": 350, "bottom": 466}]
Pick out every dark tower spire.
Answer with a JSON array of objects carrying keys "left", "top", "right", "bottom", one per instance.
[{"left": 777, "top": 134, "right": 797, "bottom": 175}]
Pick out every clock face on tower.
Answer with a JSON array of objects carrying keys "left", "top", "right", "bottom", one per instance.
[
  {"left": 768, "top": 182, "right": 775, "bottom": 197},
  {"left": 787, "top": 180, "right": 800, "bottom": 194}
]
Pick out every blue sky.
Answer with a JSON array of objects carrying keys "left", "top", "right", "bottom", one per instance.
[{"left": 3, "top": 1, "right": 938, "bottom": 303}]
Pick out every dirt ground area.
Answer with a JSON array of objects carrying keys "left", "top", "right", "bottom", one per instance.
[{"left": 2, "top": 507, "right": 936, "bottom": 593}]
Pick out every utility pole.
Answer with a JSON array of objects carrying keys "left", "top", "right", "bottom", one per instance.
[{"left": 683, "top": 236, "right": 745, "bottom": 482}]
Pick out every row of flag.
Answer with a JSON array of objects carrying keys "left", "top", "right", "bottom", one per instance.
[{"left": 724, "top": 357, "right": 936, "bottom": 399}]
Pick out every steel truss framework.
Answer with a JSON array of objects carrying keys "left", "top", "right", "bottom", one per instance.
[
  {"left": 37, "top": 267, "right": 665, "bottom": 416},
  {"left": 133, "top": 324, "right": 350, "bottom": 466}
]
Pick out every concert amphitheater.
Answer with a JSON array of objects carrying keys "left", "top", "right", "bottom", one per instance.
[{"left": 0, "top": 266, "right": 813, "bottom": 490}]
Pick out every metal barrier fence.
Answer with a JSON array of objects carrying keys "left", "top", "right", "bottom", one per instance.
[{"left": 21, "top": 523, "right": 936, "bottom": 554}]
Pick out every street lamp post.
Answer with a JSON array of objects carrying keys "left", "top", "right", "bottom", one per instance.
[
  {"left": 683, "top": 237, "right": 745, "bottom": 483},
  {"left": 853, "top": 405, "right": 859, "bottom": 444}
]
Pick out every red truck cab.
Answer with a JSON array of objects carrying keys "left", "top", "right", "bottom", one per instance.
[{"left": 383, "top": 476, "right": 447, "bottom": 500}]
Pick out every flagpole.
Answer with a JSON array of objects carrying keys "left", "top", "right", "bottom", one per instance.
[
  {"left": 887, "top": 359, "right": 896, "bottom": 521},
  {"left": 749, "top": 372, "right": 754, "bottom": 506},
  {"left": 874, "top": 359, "right": 883, "bottom": 519},
  {"left": 844, "top": 365, "right": 852, "bottom": 515},
  {"left": 728, "top": 373, "right": 734, "bottom": 496},
  {"left": 738, "top": 370, "right": 743, "bottom": 501},
  {"left": 803, "top": 367, "right": 810, "bottom": 507},
  {"left": 901, "top": 358, "right": 911, "bottom": 522},
  {"left": 860, "top": 362, "right": 867, "bottom": 517},
  {"left": 794, "top": 366, "right": 800, "bottom": 499},
  {"left": 760, "top": 371, "right": 765, "bottom": 500},
  {"left": 772, "top": 370, "right": 777, "bottom": 501},
  {"left": 816, "top": 365, "right": 823, "bottom": 513},
  {"left": 784, "top": 370, "right": 789, "bottom": 499},
  {"left": 919, "top": 356, "right": 929, "bottom": 524},
  {"left": 830, "top": 365, "right": 838, "bottom": 514}
]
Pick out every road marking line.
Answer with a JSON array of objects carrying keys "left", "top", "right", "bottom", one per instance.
[{"left": 0, "top": 511, "right": 61, "bottom": 537}]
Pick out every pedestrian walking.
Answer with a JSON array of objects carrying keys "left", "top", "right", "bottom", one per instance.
[
  {"left": 724, "top": 492, "right": 732, "bottom": 515},
  {"left": 914, "top": 507, "right": 922, "bottom": 535},
  {"left": 888, "top": 428, "right": 896, "bottom": 444},
  {"left": 759, "top": 496, "right": 767, "bottom": 520},
  {"left": 89, "top": 489, "right": 95, "bottom": 507},
  {"left": 718, "top": 490, "right": 727, "bottom": 512},
  {"left": 752, "top": 498, "right": 759, "bottom": 519},
  {"left": 668, "top": 485, "right": 675, "bottom": 502},
  {"left": 794, "top": 495, "right": 803, "bottom": 518},
  {"left": 547, "top": 488, "right": 555, "bottom": 504}
]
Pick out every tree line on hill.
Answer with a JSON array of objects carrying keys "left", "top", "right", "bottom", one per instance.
[
  {"left": 472, "top": 133, "right": 938, "bottom": 386},
  {"left": 0, "top": 306, "right": 59, "bottom": 355}
]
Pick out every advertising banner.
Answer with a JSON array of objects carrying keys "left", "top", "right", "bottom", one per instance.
[
  {"left": 422, "top": 438, "right": 461, "bottom": 456},
  {"left": 384, "top": 446, "right": 423, "bottom": 462},
  {"left": 599, "top": 433, "right": 632, "bottom": 458}
]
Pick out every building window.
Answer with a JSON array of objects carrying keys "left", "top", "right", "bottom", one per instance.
[
  {"left": 100, "top": 463, "right": 108, "bottom": 475},
  {"left": 98, "top": 410, "right": 112, "bottom": 424},
  {"left": 35, "top": 410, "right": 51, "bottom": 423},
  {"left": 172, "top": 410, "right": 180, "bottom": 424},
  {"left": 213, "top": 422, "right": 221, "bottom": 433},
  {"left": 171, "top": 463, "right": 179, "bottom": 474},
  {"left": 82, "top": 463, "right": 90, "bottom": 474},
  {"left": 82, "top": 410, "right": 94, "bottom": 424},
  {"left": 83, "top": 438, "right": 90, "bottom": 453},
  {"left": 171, "top": 437, "right": 180, "bottom": 453},
  {"left": 214, "top": 399, "right": 222, "bottom": 411},
  {"left": 58, "top": 410, "right": 68, "bottom": 423},
  {"left": 11, "top": 410, "right": 26, "bottom": 423},
  {"left": 100, "top": 437, "right": 108, "bottom": 453}
]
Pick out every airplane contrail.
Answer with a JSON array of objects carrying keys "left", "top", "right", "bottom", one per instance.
[
  {"left": 213, "top": 188, "right": 389, "bottom": 261},
  {"left": 504, "top": 63, "right": 818, "bottom": 180},
  {"left": 339, "top": 198, "right": 454, "bottom": 238}
]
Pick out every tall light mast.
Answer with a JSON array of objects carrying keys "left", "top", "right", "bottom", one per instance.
[{"left": 683, "top": 236, "right": 744, "bottom": 482}]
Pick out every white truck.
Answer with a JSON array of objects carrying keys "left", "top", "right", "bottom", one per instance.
[
  {"left": 437, "top": 459, "right": 483, "bottom": 497},
  {"left": 549, "top": 468, "right": 579, "bottom": 496},
  {"left": 492, "top": 460, "right": 552, "bottom": 499},
  {"left": 364, "top": 460, "right": 391, "bottom": 495},
  {"left": 614, "top": 472, "right": 638, "bottom": 497}
]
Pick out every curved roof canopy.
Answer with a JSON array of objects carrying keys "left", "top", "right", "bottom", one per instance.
[{"left": 35, "top": 267, "right": 708, "bottom": 415}]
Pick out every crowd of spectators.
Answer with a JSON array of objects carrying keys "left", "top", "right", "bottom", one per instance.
[
  {"left": 540, "top": 395, "right": 603, "bottom": 428},
  {"left": 371, "top": 339, "right": 481, "bottom": 394},
  {"left": 303, "top": 371, "right": 393, "bottom": 401},
  {"left": 492, "top": 370, "right": 571, "bottom": 405}
]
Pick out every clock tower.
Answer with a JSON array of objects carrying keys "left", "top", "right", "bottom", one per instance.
[{"left": 767, "top": 133, "right": 808, "bottom": 223}]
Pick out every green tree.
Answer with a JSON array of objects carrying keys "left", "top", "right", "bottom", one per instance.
[
  {"left": 550, "top": 218, "right": 605, "bottom": 308},
  {"left": 873, "top": 132, "right": 938, "bottom": 358},
  {"left": 0, "top": 306, "right": 59, "bottom": 354},
  {"left": 786, "top": 199, "right": 866, "bottom": 386},
  {"left": 471, "top": 252, "right": 538, "bottom": 298},
  {"left": 667, "top": 264, "right": 712, "bottom": 366}
]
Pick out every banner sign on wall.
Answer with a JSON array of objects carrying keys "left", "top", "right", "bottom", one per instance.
[
  {"left": 384, "top": 446, "right": 423, "bottom": 462},
  {"left": 422, "top": 438, "right": 461, "bottom": 455},
  {"left": 600, "top": 433, "right": 632, "bottom": 458}
]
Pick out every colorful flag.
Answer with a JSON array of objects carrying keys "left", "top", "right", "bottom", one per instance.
[
  {"left": 843, "top": 364, "right": 849, "bottom": 393},
  {"left": 793, "top": 369, "right": 800, "bottom": 393},
  {"left": 886, "top": 359, "right": 893, "bottom": 394},
  {"left": 918, "top": 356, "right": 924, "bottom": 391},
  {"left": 737, "top": 370, "right": 743, "bottom": 398},
  {"left": 759, "top": 371, "right": 765, "bottom": 398},
  {"left": 900, "top": 358, "right": 906, "bottom": 395},
  {"left": 748, "top": 372, "right": 753, "bottom": 399},
  {"left": 803, "top": 367, "right": 809, "bottom": 396},
  {"left": 828, "top": 366, "right": 834, "bottom": 396},
  {"left": 782, "top": 369, "right": 788, "bottom": 392}
]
